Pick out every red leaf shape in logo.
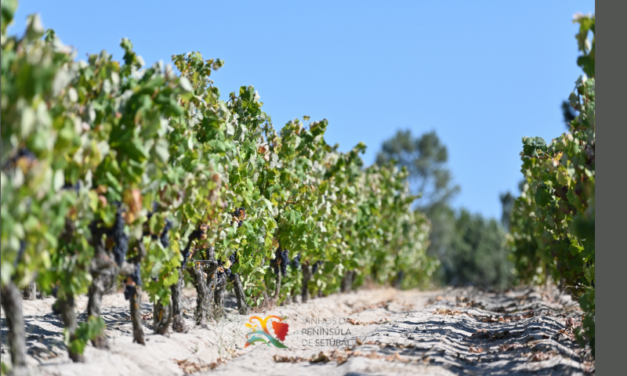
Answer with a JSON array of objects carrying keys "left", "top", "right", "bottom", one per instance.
[{"left": 272, "top": 321, "right": 289, "bottom": 342}]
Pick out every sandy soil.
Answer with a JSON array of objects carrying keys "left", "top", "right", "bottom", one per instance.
[{"left": 1, "top": 285, "right": 594, "bottom": 376}]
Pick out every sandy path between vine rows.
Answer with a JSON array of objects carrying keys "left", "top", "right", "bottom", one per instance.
[{"left": 1, "top": 285, "right": 594, "bottom": 376}]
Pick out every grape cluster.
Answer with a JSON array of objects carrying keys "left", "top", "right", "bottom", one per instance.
[
  {"left": 124, "top": 265, "right": 142, "bottom": 301},
  {"left": 111, "top": 206, "right": 129, "bottom": 267},
  {"left": 291, "top": 253, "right": 301, "bottom": 271},
  {"left": 231, "top": 207, "right": 246, "bottom": 228},
  {"left": 215, "top": 250, "right": 240, "bottom": 285},
  {"left": 124, "top": 285, "right": 136, "bottom": 300},
  {"left": 227, "top": 252, "right": 238, "bottom": 281},
  {"left": 586, "top": 260, "right": 594, "bottom": 287},
  {"left": 229, "top": 251, "right": 238, "bottom": 265},
  {"left": 13, "top": 240, "right": 26, "bottom": 269},
  {"left": 312, "top": 261, "right": 324, "bottom": 274},
  {"left": 181, "top": 229, "right": 202, "bottom": 268},
  {"left": 2, "top": 147, "right": 36, "bottom": 171},
  {"left": 51, "top": 300, "right": 61, "bottom": 315},
  {"left": 271, "top": 248, "right": 290, "bottom": 276},
  {"left": 160, "top": 219, "right": 173, "bottom": 248},
  {"left": 61, "top": 181, "right": 80, "bottom": 196},
  {"left": 215, "top": 264, "right": 228, "bottom": 287},
  {"left": 143, "top": 202, "right": 159, "bottom": 239},
  {"left": 396, "top": 270, "right": 405, "bottom": 285},
  {"left": 131, "top": 264, "right": 142, "bottom": 286}
]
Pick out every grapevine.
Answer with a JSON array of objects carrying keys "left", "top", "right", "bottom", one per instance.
[
  {"left": 508, "top": 14, "right": 595, "bottom": 358},
  {"left": 1, "top": 1, "right": 435, "bottom": 370}
]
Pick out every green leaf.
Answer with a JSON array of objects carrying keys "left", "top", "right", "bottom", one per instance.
[{"left": 534, "top": 185, "right": 552, "bottom": 207}]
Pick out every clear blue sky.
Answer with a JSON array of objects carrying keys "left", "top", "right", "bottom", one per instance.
[{"left": 10, "top": 1, "right": 595, "bottom": 221}]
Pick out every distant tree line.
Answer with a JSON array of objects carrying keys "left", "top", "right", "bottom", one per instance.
[
  {"left": 376, "top": 91, "right": 582, "bottom": 289},
  {"left": 376, "top": 130, "right": 513, "bottom": 289}
]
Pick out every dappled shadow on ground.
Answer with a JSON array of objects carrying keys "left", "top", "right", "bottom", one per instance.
[
  {"left": 0, "top": 290, "right": 251, "bottom": 369},
  {"left": 347, "top": 286, "right": 593, "bottom": 376},
  {"left": 1, "top": 287, "right": 594, "bottom": 376}
]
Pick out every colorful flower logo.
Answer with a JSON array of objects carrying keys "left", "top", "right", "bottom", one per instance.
[{"left": 244, "top": 315, "right": 289, "bottom": 348}]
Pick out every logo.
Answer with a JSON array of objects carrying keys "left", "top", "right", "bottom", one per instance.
[{"left": 244, "top": 315, "right": 289, "bottom": 349}]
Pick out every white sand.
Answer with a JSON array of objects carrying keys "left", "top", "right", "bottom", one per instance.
[{"left": 1, "top": 285, "right": 593, "bottom": 376}]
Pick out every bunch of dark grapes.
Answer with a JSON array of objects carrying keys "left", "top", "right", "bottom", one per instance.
[
  {"left": 231, "top": 207, "right": 246, "bottom": 228},
  {"left": 12, "top": 147, "right": 36, "bottom": 160},
  {"left": 143, "top": 202, "right": 159, "bottom": 239},
  {"left": 215, "top": 263, "right": 228, "bottom": 287},
  {"left": 217, "top": 250, "right": 240, "bottom": 284},
  {"left": 281, "top": 251, "right": 289, "bottom": 276},
  {"left": 2, "top": 147, "right": 36, "bottom": 171},
  {"left": 144, "top": 203, "right": 172, "bottom": 248},
  {"left": 586, "top": 259, "right": 594, "bottom": 287},
  {"left": 124, "top": 285, "right": 135, "bottom": 300},
  {"left": 111, "top": 205, "right": 129, "bottom": 267},
  {"left": 131, "top": 264, "right": 142, "bottom": 286},
  {"left": 13, "top": 240, "right": 26, "bottom": 269},
  {"left": 52, "top": 301, "right": 61, "bottom": 315},
  {"left": 124, "top": 284, "right": 136, "bottom": 300},
  {"left": 396, "top": 270, "right": 405, "bottom": 285},
  {"left": 51, "top": 282, "right": 61, "bottom": 315},
  {"left": 312, "top": 261, "right": 324, "bottom": 274},
  {"left": 61, "top": 181, "right": 80, "bottom": 196},
  {"left": 181, "top": 229, "right": 202, "bottom": 268},
  {"left": 160, "top": 219, "right": 173, "bottom": 248},
  {"left": 291, "top": 253, "right": 301, "bottom": 271},
  {"left": 229, "top": 252, "right": 238, "bottom": 265},
  {"left": 228, "top": 252, "right": 238, "bottom": 281},
  {"left": 271, "top": 248, "right": 289, "bottom": 277},
  {"left": 124, "top": 265, "right": 142, "bottom": 300}
]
